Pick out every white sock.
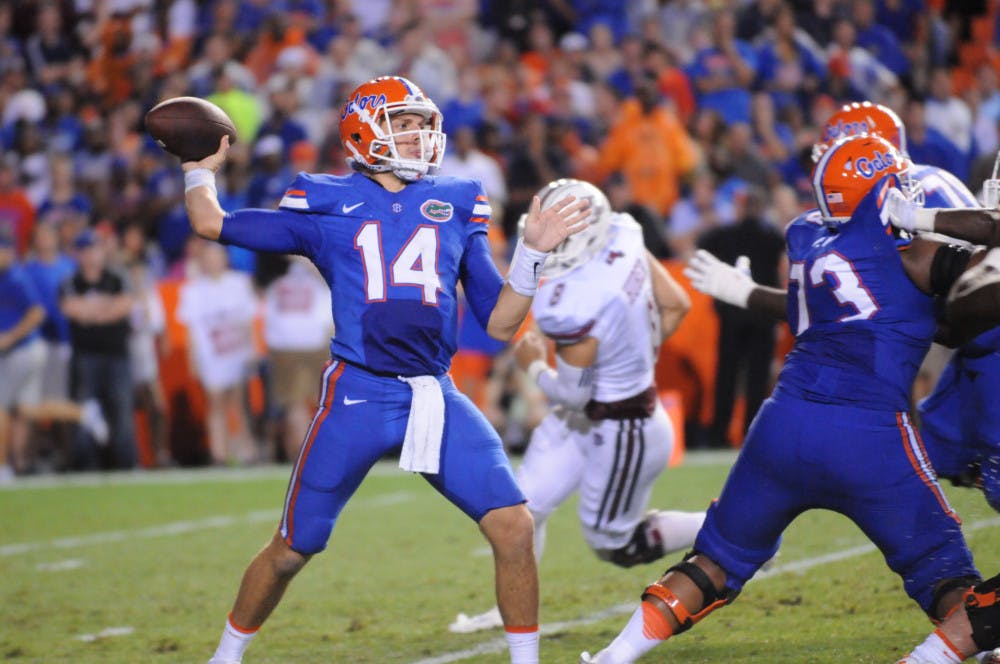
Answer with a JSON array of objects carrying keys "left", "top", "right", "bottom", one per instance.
[
  {"left": 505, "top": 627, "right": 539, "bottom": 664},
  {"left": 599, "top": 604, "right": 663, "bottom": 663},
  {"left": 907, "top": 630, "right": 965, "bottom": 663},
  {"left": 212, "top": 614, "right": 258, "bottom": 662},
  {"left": 648, "top": 510, "right": 706, "bottom": 554}
]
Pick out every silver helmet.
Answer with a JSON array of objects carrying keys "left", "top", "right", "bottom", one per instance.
[{"left": 518, "top": 179, "right": 612, "bottom": 278}]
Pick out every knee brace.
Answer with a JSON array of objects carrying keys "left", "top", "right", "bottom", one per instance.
[
  {"left": 640, "top": 559, "right": 738, "bottom": 635},
  {"left": 930, "top": 576, "right": 981, "bottom": 622},
  {"left": 967, "top": 574, "right": 1000, "bottom": 652},
  {"left": 599, "top": 517, "right": 665, "bottom": 569}
]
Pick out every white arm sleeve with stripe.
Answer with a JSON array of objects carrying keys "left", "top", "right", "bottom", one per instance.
[{"left": 528, "top": 355, "right": 594, "bottom": 411}]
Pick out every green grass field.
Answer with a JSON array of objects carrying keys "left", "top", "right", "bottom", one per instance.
[{"left": 2, "top": 452, "right": 998, "bottom": 664}]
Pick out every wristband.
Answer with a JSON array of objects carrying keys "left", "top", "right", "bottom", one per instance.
[
  {"left": 526, "top": 359, "right": 549, "bottom": 384},
  {"left": 507, "top": 238, "right": 548, "bottom": 296},
  {"left": 184, "top": 168, "right": 217, "bottom": 194},
  {"left": 914, "top": 208, "right": 937, "bottom": 233}
]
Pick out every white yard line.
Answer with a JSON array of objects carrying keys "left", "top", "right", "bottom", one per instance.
[
  {"left": 75, "top": 626, "right": 134, "bottom": 642},
  {"left": 406, "top": 515, "right": 1000, "bottom": 664},
  {"left": 1, "top": 492, "right": 416, "bottom": 557}
]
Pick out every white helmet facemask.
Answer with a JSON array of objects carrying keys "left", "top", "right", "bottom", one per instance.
[{"left": 347, "top": 98, "right": 447, "bottom": 182}]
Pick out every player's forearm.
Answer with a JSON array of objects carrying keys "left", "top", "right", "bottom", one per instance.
[
  {"left": 486, "top": 285, "right": 532, "bottom": 341},
  {"left": 648, "top": 252, "right": 690, "bottom": 338},
  {"left": 747, "top": 286, "right": 788, "bottom": 320},
  {"left": 184, "top": 186, "right": 224, "bottom": 240},
  {"left": 918, "top": 208, "right": 1000, "bottom": 247}
]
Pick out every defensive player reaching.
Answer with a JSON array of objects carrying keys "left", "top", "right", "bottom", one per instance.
[
  {"left": 450, "top": 179, "right": 705, "bottom": 634},
  {"left": 180, "top": 76, "right": 590, "bottom": 664},
  {"left": 580, "top": 133, "right": 987, "bottom": 663},
  {"left": 692, "top": 101, "right": 1000, "bottom": 512}
]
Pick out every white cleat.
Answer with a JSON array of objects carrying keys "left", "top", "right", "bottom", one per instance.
[
  {"left": 207, "top": 658, "right": 241, "bottom": 664},
  {"left": 448, "top": 606, "right": 503, "bottom": 633}
]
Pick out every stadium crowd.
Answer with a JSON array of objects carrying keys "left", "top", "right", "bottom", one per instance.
[{"left": 0, "top": 0, "right": 996, "bottom": 478}]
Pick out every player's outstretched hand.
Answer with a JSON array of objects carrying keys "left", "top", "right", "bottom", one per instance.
[
  {"left": 879, "top": 186, "right": 916, "bottom": 231},
  {"left": 514, "top": 330, "right": 547, "bottom": 371},
  {"left": 181, "top": 135, "right": 230, "bottom": 173},
  {"left": 522, "top": 194, "right": 590, "bottom": 252},
  {"left": 683, "top": 249, "right": 756, "bottom": 309}
]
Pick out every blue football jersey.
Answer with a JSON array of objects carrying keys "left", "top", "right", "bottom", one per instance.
[
  {"left": 779, "top": 177, "right": 937, "bottom": 411},
  {"left": 911, "top": 162, "right": 978, "bottom": 208},
  {"left": 220, "top": 171, "right": 499, "bottom": 376}
]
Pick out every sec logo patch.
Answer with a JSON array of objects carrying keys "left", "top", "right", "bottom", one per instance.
[{"left": 420, "top": 199, "right": 453, "bottom": 222}]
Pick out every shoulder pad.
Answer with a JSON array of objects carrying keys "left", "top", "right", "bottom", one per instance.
[{"left": 278, "top": 172, "right": 356, "bottom": 214}]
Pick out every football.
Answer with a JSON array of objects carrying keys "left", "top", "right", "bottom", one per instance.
[{"left": 144, "top": 96, "right": 237, "bottom": 162}]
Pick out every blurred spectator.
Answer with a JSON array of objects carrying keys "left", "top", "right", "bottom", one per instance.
[
  {"left": 925, "top": 65, "right": 973, "bottom": 158},
  {"left": 667, "top": 169, "right": 734, "bottom": 260},
  {"left": 439, "top": 125, "right": 508, "bottom": 224},
  {"left": 754, "top": 2, "right": 826, "bottom": 115},
  {"left": 12, "top": 120, "right": 51, "bottom": 208},
  {"left": 59, "top": 229, "right": 136, "bottom": 470},
  {"left": 504, "top": 113, "right": 566, "bottom": 239},
  {"left": 246, "top": 135, "right": 292, "bottom": 209},
  {"left": 0, "top": 228, "right": 46, "bottom": 479},
  {"left": 176, "top": 240, "right": 258, "bottom": 465},
  {"left": 696, "top": 186, "right": 785, "bottom": 448},
  {"left": 736, "top": 0, "right": 783, "bottom": 43},
  {"left": 710, "top": 122, "right": 773, "bottom": 192},
  {"left": 825, "top": 18, "right": 898, "bottom": 102},
  {"left": 605, "top": 171, "right": 671, "bottom": 259},
  {"left": 22, "top": 221, "right": 75, "bottom": 419},
  {"left": 643, "top": 43, "right": 696, "bottom": 125},
  {"left": 255, "top": 80, "right": 309, "bottom": 154},
  {"left": 262, "top": 257, "right": 332, "bottom": 461},
  {"left": 687, "top": 8, "right": 758, "bottom": 126},
  {"left": 395, "top": 20, "right": 458, "bottom": 104},
  {"left": 23, "top": 2, "right": 86, "bottom": 88},
  {"left": 851, "top": 0, "right": 909, "bottom": 78},
  {"left": 794, "top": 0, "right": 842, "bottom": 47},
  {"left": 188, "top": 34, "right": 256, "bottom": 98},
  {"left": 904, "top": 94, "right": 970, "bottom": 183},
  {"left": 582, "top": 22, "right": 622, "bottom": 84},
  {"left": 597, "top": 78, "right": 699, "bottom": 217},
  {"left": 0, "top": 4, "right": 26, "bottom": 76},
  {"left": 971, "top": 63, "right": 1000, "bottom": 160},
  {"left": 655, "top": 0, "right": 709, "bottom": 66},
  {"left": 441, "top": 66, "right": 486, "bottom": 135},
  {"left": 126, "top": 249, "right": 171, "bottom": 468},
  {"left": 0, "top": 159, "right": 36, "bottom": 257},
  {"left": 206, "top": 64, "right": 263, "bottom": 150}
]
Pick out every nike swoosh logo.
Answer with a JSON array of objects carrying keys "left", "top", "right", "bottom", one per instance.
[
  {"left": 342, "top": 202, "right": 365, "bottom": 213},
  {"left": 343, "top": 396, "right": 367, "bottom": 406}
]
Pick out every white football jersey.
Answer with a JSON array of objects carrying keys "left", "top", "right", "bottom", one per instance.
[{"left": 533, "top": 213, "right": 658, "bottom": 403}]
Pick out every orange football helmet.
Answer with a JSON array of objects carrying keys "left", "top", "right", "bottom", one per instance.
[
  {"left": 812, "top": 101, "right": 906, "bottom": 162},
  {"left": 812, "top": 133, "right": 912, "bottom": 223},
  {"left": 339, "top": 76, "right": 446, "bottom": 181}
]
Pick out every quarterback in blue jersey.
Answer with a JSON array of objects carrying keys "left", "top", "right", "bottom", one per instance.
[
  {"left": 180, "top": 76, "right": 589, "bottom": 664},
  {"left": 580, "top": 134, "right": 989, "bottom": 664}
]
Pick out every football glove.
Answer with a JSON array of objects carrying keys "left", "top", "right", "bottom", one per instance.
[{"left": 683, "top": 250, "right": 755, "bottom": 308}]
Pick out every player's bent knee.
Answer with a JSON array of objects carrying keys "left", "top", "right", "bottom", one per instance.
[
  {"left": 480, "top": 504, "right": 534, "bottom": 547},
  {"left": 642, "top": 557, "right": 738, "bottom": 635},
  {"left": 266, "top": 534, "right": 311, "bottom": 578},
  {"left": 967, "top": 574, "right": 1000, "bottom": 651}
]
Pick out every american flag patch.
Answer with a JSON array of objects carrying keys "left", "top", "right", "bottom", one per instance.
[
  {"left": 826, "top": 192, "right": 843, "bottom": 203},
  {"left": 280, "top": 189, "right": 309, "bottom": 210}
]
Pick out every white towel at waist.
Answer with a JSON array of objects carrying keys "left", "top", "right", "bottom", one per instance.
[{"left": 397, "top": 375, "right": 445, "bottom": 474}]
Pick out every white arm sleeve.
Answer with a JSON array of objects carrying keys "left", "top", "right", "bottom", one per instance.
[{"left": 528, "top": 355, "right": 594, "bottom": 410}]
